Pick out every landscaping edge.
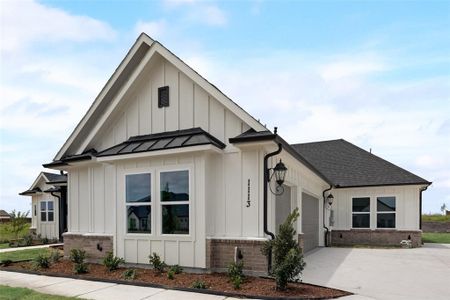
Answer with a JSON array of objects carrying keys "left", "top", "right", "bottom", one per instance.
[{"left": 0, "top": 267, "right": 351, "bottom": 300}]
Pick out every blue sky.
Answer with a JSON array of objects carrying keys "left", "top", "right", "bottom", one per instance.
[{"left": 0, "top": 0, "right": 449, "bottom": 214}]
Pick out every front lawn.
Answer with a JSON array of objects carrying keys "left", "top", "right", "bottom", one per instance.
[
  {"left": 0, "top": 285, "right": 80, "bottom": 300},
  {"left": 422, "top": 232, "right": 450, "bottom": 244},
  {"left": 0, "top": 248, "right": 49, "bottom": 262},
  {"left": 0, "top": 243, "right": 10, "bottom": 249},
  {"left": 0, "top": 222, "right": 30, "bottom": 243}
]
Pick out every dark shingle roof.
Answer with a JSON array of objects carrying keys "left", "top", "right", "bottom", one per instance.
[
  {"left": 43, "top": 172, "right": 67, "bottom": 184},
  {"left": 0, "top": 210, "right": 11, "bottom": 218},
  {"left": 291, "top": 139, "right": 430, "bottom": 188},
  {"left": 19, "top": 187, "right": 42, "bottom": 196},
  {"left": 96, "top": 127, "right": 225, "bottom": 157}
]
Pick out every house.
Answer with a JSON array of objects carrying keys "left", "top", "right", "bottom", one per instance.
[
  {"left": 19, "top": 172, "right": 67, "bottom": 240},
  {"left": 38, "top": 33, "right": 430, "bottom": 274},
  {"left": 0, "top": 210, "right": 11, "bottom": 223}
]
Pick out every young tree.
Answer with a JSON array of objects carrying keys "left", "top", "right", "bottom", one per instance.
[
  {"left": 261, "top": 207, "right": 306, "bottom": 290},
  {"left": 8, "top": 210, "right": 30, "bottom": 240}
]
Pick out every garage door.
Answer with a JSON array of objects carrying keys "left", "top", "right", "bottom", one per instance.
[{"left": 302, "top": 193, "right": 319, "bottom": 253}]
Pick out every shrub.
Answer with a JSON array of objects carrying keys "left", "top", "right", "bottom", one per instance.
[
  {"left": 149, "top": 252, "right": 166, "bottom": 274},
  {"left": 122, "top": 268, "right": 136, "bottom": 280},
  {"left": 102, "top": 251, "right": 125, "bottom": 271},
  {"left": 7, "top": 210, "right": 30, "bottom": 240},
  {"left": 261, "top": 208, "right": 305, "bottom": 290},
  {"left": 33, "top": 253, "right": 50, "bottom": 269},
  {"left": 23, "top": 234, "right": 33, "bottom": 246},
  {"left": 227, "top": 261, "right": 244, "bottom": 289},
  {"left": 70, "top": 248, "right": 88, "bottom": 274},
  {"left": 191, "top": 280, "right": 208, "bottom": 289},
  {"left": 49, "top": 249, "right": 61, "bottom": 263},
  {"left": 167, "top": 269, "right": 175, "bottom": 280},
  {"left": 41, "top": 237, "right": 49, "bottom": 245},
  {"left": 0, "top": 259, "right": 12, "bottom": 267},
  {"left": 169, "top": 264, "right": 183, "bottom": 274}
]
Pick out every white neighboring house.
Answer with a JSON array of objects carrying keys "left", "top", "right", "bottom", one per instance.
[
  {"left": 37, "top": 33, "right": 430, "bottom": 274},
  {"left": 20, "top": 172, "right": 67, "bottom": 241}
]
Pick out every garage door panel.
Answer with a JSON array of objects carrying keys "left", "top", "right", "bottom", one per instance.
[{"left": 302, "top": 193, "right": 319, "bottom": 253}]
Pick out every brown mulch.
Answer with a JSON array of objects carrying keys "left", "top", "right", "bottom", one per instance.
[{"left": 1, "top": 260, "right": 351, "bottom": 299}]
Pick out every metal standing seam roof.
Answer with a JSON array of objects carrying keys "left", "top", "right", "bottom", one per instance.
[
  {"left": 96, "top": 127, "right": 226, "bottom": 157},
  {"left": 291, "top": 139, "right": 431, "bottom": 188}
]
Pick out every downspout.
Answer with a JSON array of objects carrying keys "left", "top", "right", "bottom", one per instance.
[
  {"left": 263, "top": 141, "right": 282, "bottom": 273},
  {"left": 419, "top": 186, "right": 428, "bottom": 231},
  {"left": 50, "top": 191, "right": 62, "bottom": 242},
  {"left": 322, "top": 185, "right": 333, "bottom": 247}
]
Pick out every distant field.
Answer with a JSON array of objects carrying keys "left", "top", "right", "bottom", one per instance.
[
  {"left": 422, "top": 233, "right": 450, "bottom": 244},
  {"left": 0, "top": 222, "right": 30, "bottom": 243},
  {"left": 421, "top": 214, "right": 450, "bottom": 223}
]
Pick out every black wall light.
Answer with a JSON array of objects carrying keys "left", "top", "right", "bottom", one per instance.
[
  {"left": 327, "top": 193, "right": 334, "bottom": 206},
  {"left": 268, "top": 159, "right": 288, "bottom": 195}
]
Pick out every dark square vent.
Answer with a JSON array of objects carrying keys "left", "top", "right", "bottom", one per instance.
[{"left": 158, "top": 86, "right": 169, "bottom": 108}]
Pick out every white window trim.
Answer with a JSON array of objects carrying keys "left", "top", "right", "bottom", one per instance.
[
  {"left": 39, "top": 200, "right": 55, "bottom": 223},
  {"left": 351, "top": 196, "right": 371, "bottom": 229},
  {"left": 376, "top": 196, "right": 397, "bottom": 229},
  {"left": 123, "top": 165, "right": 194, "bottom": 240}
]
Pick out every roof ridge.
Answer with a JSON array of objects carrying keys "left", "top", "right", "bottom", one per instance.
[{"left": 291, "top": 138, "right": 344, "bottom": 146}]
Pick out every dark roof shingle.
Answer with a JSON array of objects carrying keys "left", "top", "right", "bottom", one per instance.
[{"left": 291, "top": 139, "right": 430, "bottom": 188}]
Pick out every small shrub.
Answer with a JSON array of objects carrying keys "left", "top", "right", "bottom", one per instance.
[
  {"left": 23, "top": 234, "right": 33, "bottom": 246},
  {"left": 33, "top": 253, "right": 50, "bottom": 269},
  {"left": 227, "top": 261, "right": 244, "bottom": 289},
  {"left": 148, "top": 252, "right": 166, "bottom": 274},
  {"left": 102, "top": 251, "right": 125, "bottom": 271},
  {"left": 167, "top": 269, "right": 175, "bottom": 280},
  {"left": 41, "top": 237, "right": 49, "bottom": 245},
  {"left": 122, "top": 268, "right": 136, "bottom": 280},
  {"left": 49, "top": 249, "right": 61, "bottom": 263},
  {"left": 191, "top": 280, "right": 208, "bottom": 289},
  {"left": 70, "top": 248, "right": 88, "bottom": 274},
  {"left": 0, "top": 259, "right": 12, "bottom": 267},
  {"left": 169, "top": 264, "right": 183, "bottom": 274}
]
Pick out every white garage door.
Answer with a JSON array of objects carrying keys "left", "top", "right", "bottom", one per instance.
[{"left": 302, "top": 193, "right": 319, "bottom": 253}]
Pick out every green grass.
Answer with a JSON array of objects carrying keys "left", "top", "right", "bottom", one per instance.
[
  {"left": 0, "top": 243, "right": 10, "bottom": 249},
  {"left": 0, "top": 222, "right": 31, "bottom": 242},
  {"left": 422, "top": 232, "right": 450, "bottom": 244},
  {"left": 422, "top": 214, "right": 450, "bottom": 222},
  {"left": 0, "top": 285, "right": 82, "bottom": 300},
  {"left": 0, "top": 248, "right": 49, "bottom": 262}
]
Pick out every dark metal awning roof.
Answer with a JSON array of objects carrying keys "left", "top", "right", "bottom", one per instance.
[
  {"left": 19, "top": 187, "right": 42, "bottom": 196},
  {"left": 97, "top": 128, "right": 226, "bottom": 157}
]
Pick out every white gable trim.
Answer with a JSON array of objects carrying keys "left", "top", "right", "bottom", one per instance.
[
  {"left": 54, "top": 34, "right": 154, "bottom": 160},
  {"left": 55, "top": 33, "right": 266, "bottom": 160}
]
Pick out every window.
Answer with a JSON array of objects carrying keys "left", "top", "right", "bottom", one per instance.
[
  {"left": 126, "top": 173, "right": 151, "bottom": 234},
  {"left": 40, "top": 201, "right": 54, "bottom": 222},
  {"left": 158, "top": 86, "right": 169, "bottom": 108},
  {"left": 377, "top": 196, "right": 396, "bottom": 228},
  {"left": 34, "top": 204, "right": 37, "bottom": 216},
  {"left": 160, "top": 170, "right": 189, "bottom": 234},
  {"left": 352, "top": 197, "right": 370, "bottom": 228}
]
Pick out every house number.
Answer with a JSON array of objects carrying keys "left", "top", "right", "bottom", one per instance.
[{"left": 246, "top": 179, "right": 251, "bottom": 207}]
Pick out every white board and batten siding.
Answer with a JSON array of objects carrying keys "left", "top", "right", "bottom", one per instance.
[
  {"left": 331, "top": 185, "right": 423, "bottom": 230},
  {"left": 30, "top": 179, "right": 60, "bottom": 240}
]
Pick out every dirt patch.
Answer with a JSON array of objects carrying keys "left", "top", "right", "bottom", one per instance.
[{"left": 1, "top": 260, "right": 351, "bottom": 299}]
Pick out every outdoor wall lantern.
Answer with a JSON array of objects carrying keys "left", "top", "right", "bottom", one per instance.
[
  {"left": 268, "top": 159, "right": 288, "bottom": 195},
  {"left": 327, "top": 193, "right": 334, "bottom": 206}
]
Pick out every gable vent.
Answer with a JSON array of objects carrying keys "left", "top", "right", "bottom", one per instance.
[{"left": 158, "top": 86, "right": 169, "bottom": 108}]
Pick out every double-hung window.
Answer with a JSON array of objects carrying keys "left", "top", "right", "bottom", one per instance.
[
  {"left": 352, "top": 197, "right": 370, "bottom": 228},
  {"left": 377, "top": 196, "right": 396, "bottom": 228},
  {"left": 40, "top": 201, "right": 54, "bottom": 222},
  {"left": 160, "top": 170, "right": 189, "bottom": 235},
  {"left": 126, "top": 173, "right": 152, "bottom": 234}
]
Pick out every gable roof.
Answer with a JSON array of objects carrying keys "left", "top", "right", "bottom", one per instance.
[
  {"left": 0, "top": 210, "right": 11, "bottom": 218},
  {"left": 19, "top": 172, "right": 66, "bottom": 196},
  {"left": 53, "top": 33, "right": 266, "bottom": 161},
  {"left": 291, "top": 139, "right": 431, "bottom": 188}
]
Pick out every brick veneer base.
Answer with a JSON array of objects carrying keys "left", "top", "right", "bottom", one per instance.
[
  {"left": 331, "top": 229, "right": 422, "bottom": 248},
  {"left": 63, "top": 233, "right": 113, "bottom": 261},
  {"left": 206, "top": 238, "right": 268, "bottom": 276}
]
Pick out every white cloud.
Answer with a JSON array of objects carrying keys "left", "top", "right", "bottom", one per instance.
[
  {"left": 162, "top": 0, "right": 228, "bottom": 27},
  {"left": 200, "top": 5, "right": 228, "bottom": 26},
  {"left": 134, "top": 20, "right": 167, "bottom": 40},
  {"left": 0, "top": 0, "right": 116, "bottom": 53}
]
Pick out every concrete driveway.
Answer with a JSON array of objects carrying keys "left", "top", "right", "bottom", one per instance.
[{"left": 302, "top": 243, "right": 450, "bottom": 300}]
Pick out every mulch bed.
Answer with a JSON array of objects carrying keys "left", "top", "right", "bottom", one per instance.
[{"left": 1, "top": 260, "right": 351, "bottom": 299}]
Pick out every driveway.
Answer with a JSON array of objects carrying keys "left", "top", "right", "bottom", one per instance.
[{"left": 302, "top": 243, "right": 450, "bottom": 300}]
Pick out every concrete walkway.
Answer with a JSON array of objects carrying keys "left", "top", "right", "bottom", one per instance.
[
  {"left": 0, "top": 243, "right": 62, "bottom": 253},
  {"left": 0, "top": 271, "right": 250, "bottom": 300},
  {"left": 302, "top": 243, "right": 450, "bottom": 300}
]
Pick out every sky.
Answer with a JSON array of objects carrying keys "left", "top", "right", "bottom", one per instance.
[{"left": 0, "top": 0, "right": 449, "bottom": 215}]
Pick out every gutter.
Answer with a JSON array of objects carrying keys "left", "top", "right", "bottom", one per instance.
[
  {"left": 322, "top": 185, "right": 333, "bottom": 247},
  {"left": 419, "top": 185, "right": 429, "bottom": 231},
  {"left": 263, "top": 141, "right": 283, "bottom": 274}
]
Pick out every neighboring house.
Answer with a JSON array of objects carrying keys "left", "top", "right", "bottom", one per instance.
[
  {"left": 38, "top": 33, "right": 430, "bottom": 274},
  {"left": 0, "top": 210, "right": 11, "bottom": 222},
  {"left": 19, "top": 172, "right": 67, "bottom": 240}
]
